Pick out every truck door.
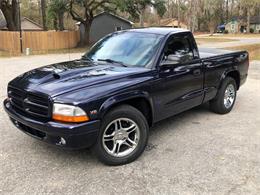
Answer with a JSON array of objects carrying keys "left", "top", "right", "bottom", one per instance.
[{"left": 154, "top": 32, "right": 204, "bottom": 121}]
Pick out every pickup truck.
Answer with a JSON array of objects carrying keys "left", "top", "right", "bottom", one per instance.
[{"left": 4, "top": 28, "right": 249, "bottom": 165}]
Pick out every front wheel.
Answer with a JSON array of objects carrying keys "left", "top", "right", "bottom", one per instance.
[
  {"left": 210, "top": 77, "right": 237, "bottom": 114},
  {"left": 93, "top": 105, "right": 149, "bottom": 166}
]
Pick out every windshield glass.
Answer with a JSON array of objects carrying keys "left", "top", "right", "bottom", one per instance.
[{"left": 84, "top": 32, "right": 163, "bottom": 67}]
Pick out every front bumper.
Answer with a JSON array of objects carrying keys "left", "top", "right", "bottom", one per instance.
[{"left": 3, "top": 99, "right": 100, "bottom": 149}]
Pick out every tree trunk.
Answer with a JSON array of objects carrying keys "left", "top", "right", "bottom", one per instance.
[
  {"left": 247, "top": 7, "right": 251, "bottom": 33},
  {"left": 177, "top": 0, "right": 180, "bottom": 28},
  {"left": 1, "top": 8, "right": 16, "bottom": 30},
  {"left": 139, "top": 9, "right": 145, "bottom": 27},
  {"left": 209, "top": 21, "right": 215, "bottom": 35},
  {"left": 58, "top": 13, "right": 64, "bottom": 31},
  {"left": 53, "top": 16, "right": 58, "bottom": 31},
  {"left": 226, "top": 0, "right": 229, "bottom": 23},
  {"left": 80, "top": 20, "right": 92, "bottom": 46},
  {"left": 41, "top": 0, "right": 47, "bottom": 30},
  {"left": 0, "top": 0, "right": 19, "bottom": 31}
]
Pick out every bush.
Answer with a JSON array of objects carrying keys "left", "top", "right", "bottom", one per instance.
[
  {"left": 250, "top": 28, "right": 254, "bottom": 33},
  {"left": 223, "top": 30, "right": 229, "bottom": 34}
]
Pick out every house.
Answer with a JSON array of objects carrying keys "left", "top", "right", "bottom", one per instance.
[
  {"left": 225, "top": 16, "right": 260, "bottom": 33},
  {"left": 159, "top": 18, "right": 188, "bottom": 29},
  {"left": 0, "top": 13, "right": 43, "bottom": 31},
  {"left": 78, "top": 12, "right": 133, "bottom": 43}
]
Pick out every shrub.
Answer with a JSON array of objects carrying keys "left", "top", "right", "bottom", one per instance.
[
  {"left": 223, "top": 30, "right": 229, "bottom": 34},
  {"left": 250, "top": 28, "right": 254, "bottom": 33}
]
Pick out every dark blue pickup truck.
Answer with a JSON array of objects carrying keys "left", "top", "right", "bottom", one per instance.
[{"left": 4, "top": 28, "right": 249, "bottom": 165}]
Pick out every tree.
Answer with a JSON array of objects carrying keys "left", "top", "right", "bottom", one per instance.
[
  {"left": 240, "top": 0, "right": 260, "bottom": 33},
  {"left": 48, "top": 0, "right": 69, "bottom": 31},
  {"left": 203, "top": 0, "right": 222, "bottom": 34},
  {"left": 0, "top": 0, "right": 20, "bottom": 31},
  {"left": 41, "top": 0, "right": 47, "bottom": 30},
  {"left": 116, "top": 0, "right": 167, "bottom": 27},
  {"left": 69, "top": 0, "right": 112, "bottom": 45},
  {"left": 154, "top": 0, "right": 167, "bottom": 22}
]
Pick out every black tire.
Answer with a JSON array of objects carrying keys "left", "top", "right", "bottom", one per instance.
[
  {"left": 93, "top": 105, "right": 149, "bottom": 166},
  {"left": 210, "top": 77, "right": 237, "bottom": 114}
]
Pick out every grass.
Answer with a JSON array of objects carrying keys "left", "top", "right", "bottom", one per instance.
[
  {"left": 224, "top": 44, "right": 260, "bottom": 61},
  {"left": 195, "top": 37, "right": 237, "bottom": 45},
  {"left": 221, "top": 33, "right": 260, "bottom": 38}
]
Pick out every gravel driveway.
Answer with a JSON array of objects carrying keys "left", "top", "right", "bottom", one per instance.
[{"left": 0, "top": 54, "right": 260, "bottom": 194}]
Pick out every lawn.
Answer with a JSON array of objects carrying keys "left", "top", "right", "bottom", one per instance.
[
  {"left": 195, "top": 37, "right": 237, "bottom": 45},
  {"left": 224, "top": 44, "right": 260, "bottom": 61},
  {"left": 221, "top": 34, "right": 260, "bottom": 38}
]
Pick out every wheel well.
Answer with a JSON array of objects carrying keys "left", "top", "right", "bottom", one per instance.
[
  {"left": 227, "top": 71, "right": 240, "bottom": 90},
  {"left": 104, "top": 98, "right": 153, "bottom": 127}
]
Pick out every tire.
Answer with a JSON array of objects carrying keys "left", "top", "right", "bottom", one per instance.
[
  {"left": 93, "top": 105, "right": 149, "bottom": 166},
  {"left": 210, "top": 77, "right": 237, "bottom": 114}
]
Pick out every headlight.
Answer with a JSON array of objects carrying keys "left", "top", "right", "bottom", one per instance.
[{"left": 52, "top": 103, "right": 89, "bottom": 123}]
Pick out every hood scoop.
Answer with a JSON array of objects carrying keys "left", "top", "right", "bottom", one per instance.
[{"left": 52, "top": 73, "right": 61, "bottom": 79}]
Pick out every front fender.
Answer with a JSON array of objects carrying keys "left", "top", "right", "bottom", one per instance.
[{"left": 98, "top": 90, "right": 153, "bottom": 118}]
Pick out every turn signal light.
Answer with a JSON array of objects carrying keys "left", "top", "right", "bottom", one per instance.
[{"left": 52, "top": 114, "right": 89, "bottom": 123}]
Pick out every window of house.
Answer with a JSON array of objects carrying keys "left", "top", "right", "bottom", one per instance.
[
  {"left": 231, "top": 24, "right": 235, "bottom": 30},
  {"left": 115, "top": 26, "right": 123, "bottom": 31}
]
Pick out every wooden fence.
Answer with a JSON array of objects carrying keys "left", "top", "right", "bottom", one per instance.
[{"left": 0, "top": 31, "right": 80, "bottom": 55}]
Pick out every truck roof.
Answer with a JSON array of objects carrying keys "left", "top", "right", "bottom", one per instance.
[{"left": 126, "top": 27, "right": 190, "bottom": 35}]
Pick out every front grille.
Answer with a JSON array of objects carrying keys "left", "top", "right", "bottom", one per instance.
[{"left": 8, "top": 86, "right": 51, "bottom": 118}]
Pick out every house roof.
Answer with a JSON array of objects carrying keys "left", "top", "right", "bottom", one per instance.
[
  {"left": 95, "top": 12, "right": 134, "bottom": 25},
  {"left": 76, "top": 12, "right": 134, "bottom": 26},
  {"left": 21, "top": 17, "right": 43, "bottom": 29},
  {"left": 0, "top": 15, "right": 42, "bottom": 30},
  {"left": 230, "top": 16, "right": 260, "bottom": 24}
]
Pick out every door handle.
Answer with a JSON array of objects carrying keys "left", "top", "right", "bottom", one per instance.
[{"left": 193, "top": 69, "right": 201, "bottom": 76}]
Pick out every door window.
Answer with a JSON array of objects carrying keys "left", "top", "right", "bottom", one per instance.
[{"left": 163, "top": 36, "right": 194, "bottom": 64}]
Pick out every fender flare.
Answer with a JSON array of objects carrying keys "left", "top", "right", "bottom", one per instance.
[
  {"left": 219, "top": 68, "right": 240, "bottom": 90},
  {"left": 98, "top": 90, "right": 154, "bottom": 120}
]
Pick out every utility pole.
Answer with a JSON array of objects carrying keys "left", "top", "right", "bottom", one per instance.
[{"left": 18, "top": 0, "right": 23, "bottom": 53}]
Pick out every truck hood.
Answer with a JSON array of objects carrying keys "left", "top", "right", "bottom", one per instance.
[{"left": 9, "top": 60, "right": 150, "bottom": 97}]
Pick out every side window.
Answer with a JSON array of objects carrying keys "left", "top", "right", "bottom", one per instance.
[{"left": 163, "top": 36, "right": 194, "bottom": 64}]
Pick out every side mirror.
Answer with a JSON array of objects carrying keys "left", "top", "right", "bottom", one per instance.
[{"left": 160, "top": 54, "right": 181, "bottom": 66}]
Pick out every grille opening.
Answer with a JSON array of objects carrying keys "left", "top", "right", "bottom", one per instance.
[
  {"left": 8, "top": 86, "right": 50, "bottom": 118},
  {"left": 11, "top": 119, "right": 46, "bottom": 139}
]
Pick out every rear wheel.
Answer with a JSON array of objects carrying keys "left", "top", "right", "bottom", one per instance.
[
  {"left": 93, "top": 105, "right": 149, "bottom": 165},
  {"left": 210, "top": 77, "right": 237, "bottom": 114}
]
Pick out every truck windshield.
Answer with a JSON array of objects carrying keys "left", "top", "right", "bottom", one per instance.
[{"left": 84, "top": 32, "right": 163, "bottom": 67}]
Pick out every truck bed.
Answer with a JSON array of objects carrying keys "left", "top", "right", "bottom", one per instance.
[{"left": 199, "top": 47, "right": 239, "bottom": 59}]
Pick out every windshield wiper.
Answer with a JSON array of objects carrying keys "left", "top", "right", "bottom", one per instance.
[
  {"left": 81, "top": 56, "right": 93, "bottom": 62},
  {"left": 97, "top": 59, "right": 128, "bottom": 67}
]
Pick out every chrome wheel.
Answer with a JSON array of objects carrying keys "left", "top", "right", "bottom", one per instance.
[
  {"left": 224, "top": 84, "right": 236, "bottom": 109},
  {"left": 102, "top": 118, "right": 140, "bottom": 158}
]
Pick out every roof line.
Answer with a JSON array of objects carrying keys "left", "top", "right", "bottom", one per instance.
[
  {"left": 94, "top": 12, "right": 134, "bottom": 25},
  {"left": 22, "top": 17, "right": 43, "bottom": 28}
]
